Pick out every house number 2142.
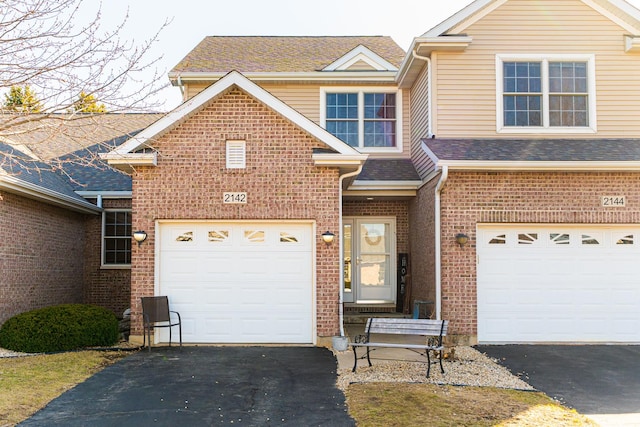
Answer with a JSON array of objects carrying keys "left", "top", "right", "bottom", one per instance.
[{"left": 223, "top": 192, "right": 247, "bottom": 204}]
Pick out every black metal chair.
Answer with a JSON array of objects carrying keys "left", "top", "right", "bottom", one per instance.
[{"left": 141, "top": 296, "right": 182, "bottom": 351}]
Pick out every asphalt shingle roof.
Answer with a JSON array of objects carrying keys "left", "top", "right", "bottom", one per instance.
[
  {"left": 2, "top": 114, "right": 161, "bottom": 160},
  {"left": 0, "top": 141, "right": 90, "bottom": 204},
  {"left": 423, "top": 138, "right": 640, "bottom": 162},
  {"left": 171, "top": 36, "right": 406, "bottom": 74},
  {"left": 358, "top": 158, "right": 421, "bottom": 181},
  {"left": 1, "top": 114, "right": 161, "bottom": 199}
]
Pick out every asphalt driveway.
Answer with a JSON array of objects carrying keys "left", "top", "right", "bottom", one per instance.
[
  {"left": 19, "top": 346, "right": 355, "bottom": 426},
  {"left": 477, "top": 345, "right": 640, "bottom": 418}
]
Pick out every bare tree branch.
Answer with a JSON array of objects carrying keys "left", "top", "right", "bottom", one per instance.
[{"left": 0, "top": 0, "right": 170, "bottom": 177}]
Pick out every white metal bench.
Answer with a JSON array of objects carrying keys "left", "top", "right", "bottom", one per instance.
[{"left": 350, "top": 318, "right": 448, "bottom": 378}]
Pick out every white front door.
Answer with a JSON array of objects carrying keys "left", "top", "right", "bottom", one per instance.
[{"left": 343, "top": 218, "right": 396, "bottom": 304}]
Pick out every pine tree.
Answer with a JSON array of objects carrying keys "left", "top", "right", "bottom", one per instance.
[
  {"left": 73, "top": 92, "right": 107, "bottom": 113},
  {"left": 3, "top": 85, "right": 42, "bottom": 112}
]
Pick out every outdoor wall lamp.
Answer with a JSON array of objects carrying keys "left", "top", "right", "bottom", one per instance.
[
  {"left": 455, "top": 233, "right": 469, "bottom": 248},
  {"left": 133, "top": 230, "right": 148, "bottom": 247},
  {"left": 321, "top": 231, "right": 336, "bottom": 245}
]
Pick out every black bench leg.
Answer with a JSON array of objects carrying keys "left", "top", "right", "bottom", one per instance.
[
  {"left": 426, "top": 349, "right": 431, "bottom": 378},
  {"left": 438, "top": 350, "right": 445, "bottom": 374},
  {"left": 352, "top": 346, "right": 359, "bottom": 373},
  {"left": 366, "top": 347, "right": 372, "bottom": 367}
]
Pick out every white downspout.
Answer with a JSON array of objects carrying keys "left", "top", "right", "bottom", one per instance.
[
  {"left": 176, "top": 75, "right": 185, "bottom": 98},
  {"left": 412, "top": 50, "right": 432, "bottom": 138},
  {"left": 413, "top": 48, "right": 443, "bottom": 318},
  {"left": 338, "top": 164, "right": 364, "bottom": 336},
  {"left": 434, "top": 166, "right": 448, "bottom": 320}
]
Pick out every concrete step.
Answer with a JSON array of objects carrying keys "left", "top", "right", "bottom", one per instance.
[{"left": 344, "top": 312, "right": 411, "bottom": 324}]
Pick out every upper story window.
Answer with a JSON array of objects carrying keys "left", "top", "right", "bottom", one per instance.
[
  {"left": 496, "top": 54, "right": 596, "bottom": 133},
  {"left": 321, "top": 88, "right": 402, "bottom": 152},
  {"left": 103, "top": 210, "right": 131, "bottom": 267}
]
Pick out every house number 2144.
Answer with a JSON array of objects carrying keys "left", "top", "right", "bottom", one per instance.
[
  {"left": 223, "top": 192, "right": 247, "bottom": 204},
  {"left": 601, "top": 196, "right": 625, "bottom": 207}
]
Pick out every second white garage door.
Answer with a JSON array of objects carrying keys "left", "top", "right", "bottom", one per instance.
[
  {"left": 477, "top": 225, "right": 640, "bottom": 343},
  {"left": 158, "top": 222, "right": 314, "bottom": 344}
]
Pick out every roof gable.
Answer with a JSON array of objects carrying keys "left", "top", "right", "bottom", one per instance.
[
  {"left": 104, "top": 71, "right": 366, "bottom": 170},
  {"left": 322, "top": 45, "right": 399, "bottom": 71},
  {"left": 423, "top": 0, "right": 640, "bottom": 37}
]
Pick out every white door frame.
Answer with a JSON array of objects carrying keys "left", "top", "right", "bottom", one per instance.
[{"left": 343, "top": 216, "right": 397, "bottom": 304}]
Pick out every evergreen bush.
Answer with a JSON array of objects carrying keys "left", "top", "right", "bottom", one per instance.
[{"left": 0, "top": 304, "right": 119, "bottom": 353}]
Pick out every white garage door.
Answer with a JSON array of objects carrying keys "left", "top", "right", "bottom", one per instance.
[
  {"left": 477, "top": 225, "right": 640, "bottom": 343},
  {"left": 158, "top": 222, "right": 314, "bottom": 344}
]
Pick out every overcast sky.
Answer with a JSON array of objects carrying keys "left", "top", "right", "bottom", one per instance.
[{"left": 89, "top": 0, "right": 640, "bottom": 111}]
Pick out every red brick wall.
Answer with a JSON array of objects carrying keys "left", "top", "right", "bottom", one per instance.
[
  {"left": 130, "top": 88, "right": 342, "bottom": 340},
  {"left": 0, "top": 191, "right": 86, "bottom": 325},
  {"left": 408, "top": 178, "right": 438, "bottom": 314},
  {"left": 441, "top": 171, "right": 640, "bottom": 337},
  {"left": 83, "top": 198, "right": 131, "bottom": 318}
]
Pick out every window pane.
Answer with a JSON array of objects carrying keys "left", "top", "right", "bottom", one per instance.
[
  {"left": 364, "top": 93, "right": 396, "bottom": 119},
  {"left": 327, "top": 120, "right": 359, "bottom": 147},
  {"left": 549, "top": 95, "right": 588, "bottom": 127},
  {"left": 504, "top": 95, "right": 541, "bottom": 126},
  {"left": 326, "top": 93, "right": 357, "bottom": 119},
  {"left": 364, "top": 121, "right": 396, "bottom": 147},
  {"left": 505, "top": 62, "right": 541, "bottom": 93},
  {"left": 504, "top": 111, "right": 515, "bottom": 126},
  {"left": 549, "top": 62, "right": 588, "bottom": 94}
]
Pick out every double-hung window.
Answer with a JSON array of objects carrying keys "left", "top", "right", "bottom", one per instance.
[
  {"left": 322, "top": 88, "right": 401, "bottom": 151},
  {"left": 103, "top": 210, "right": 131, "bottom": 267},
  {"left": 497, "top": 54, "right": 596, "bottom": 133}
]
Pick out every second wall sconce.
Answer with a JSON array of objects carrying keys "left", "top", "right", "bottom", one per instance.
[
  {"left": 133, "top": 230, "right": 148, "bottom": 247},
  {"left": 321, "top": 231, "right": 335, "bottom": 245},
  {"left": 455, "top": 233, "right": 469, "bottom": 248}
]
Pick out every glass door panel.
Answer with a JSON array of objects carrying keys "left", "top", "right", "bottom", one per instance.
[
  {"left": 357, "top": 221, "right": 395, "bottom": 302},
  {"left": 342, "top": 222, "right": 353, "bottom": 303}
]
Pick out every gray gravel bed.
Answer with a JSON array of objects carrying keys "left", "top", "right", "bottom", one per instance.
[
  {"left": 335, "top": 346, "right": 535, "bottom": 391},
  {"left": 0, "top": 347, "right": 35, "bottom": 358}
]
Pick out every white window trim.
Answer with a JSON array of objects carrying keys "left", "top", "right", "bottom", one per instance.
[
  {"left": 226, "top": 140, "right": 246, "bottom": 169},
  {"left": 320, "top": 87, "right": 403, "bottom": 153},
  {"left": 496, "top": 54, "right": 597, "bottom": 134},
  {"left": 101, "top": 208, "right": 132, "bottom": 269}
]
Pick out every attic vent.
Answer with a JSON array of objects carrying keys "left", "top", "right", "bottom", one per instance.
[{"left": 226, "top": 140, "right": 246, "bottom": 169}]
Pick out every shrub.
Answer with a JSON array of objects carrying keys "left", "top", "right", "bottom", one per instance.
[{"left": 0, "top": 304, "right": 119, "bottom": 353}]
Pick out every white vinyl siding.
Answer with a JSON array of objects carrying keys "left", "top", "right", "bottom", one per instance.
[{"left": 432, "top": 0, "right": 640, "bottom": 138}]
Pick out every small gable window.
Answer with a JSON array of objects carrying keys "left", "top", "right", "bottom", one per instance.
[
  {"left": 321, "top": 88, "right": 401, "bottom": 151},
  {"left": 226, "top": 140, "right": 246, "bottom": 169},
  {"left": 497, "top": 55, "right": 596, "bottom": 133}
]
